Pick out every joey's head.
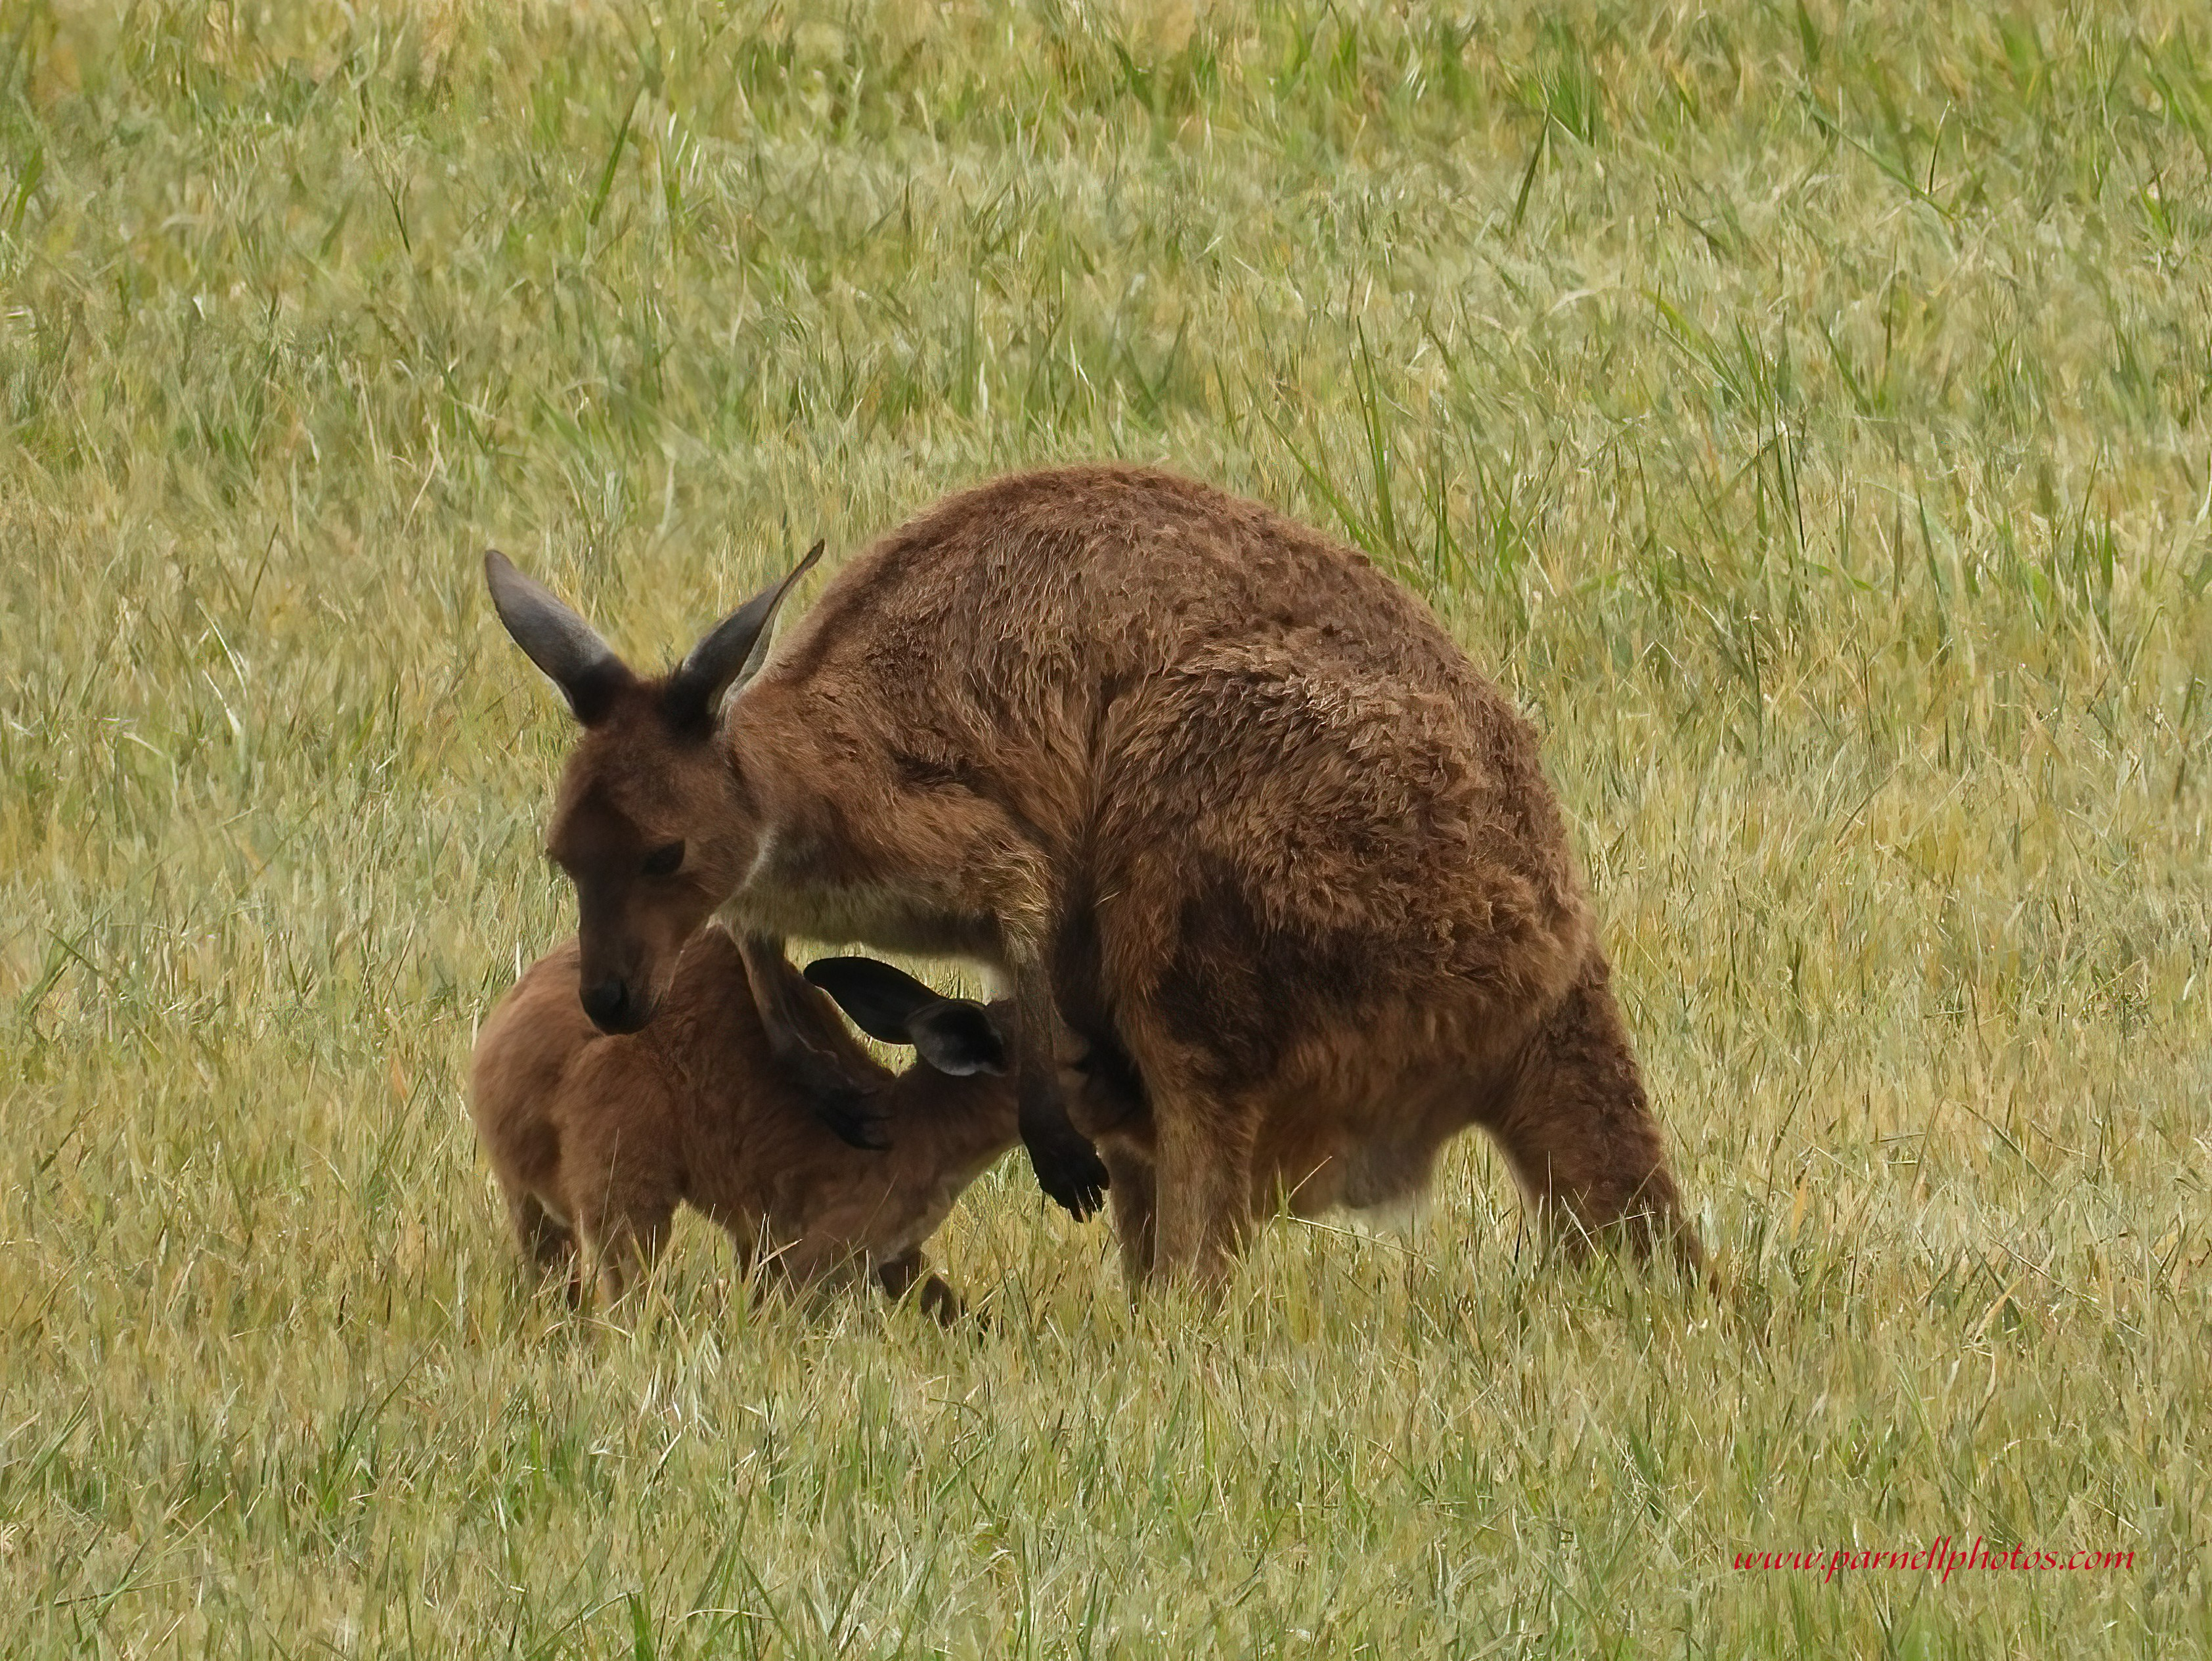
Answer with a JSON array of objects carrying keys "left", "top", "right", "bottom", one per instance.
[{"left": 485, "top": 544, "right": 820, "bottom": 1034}]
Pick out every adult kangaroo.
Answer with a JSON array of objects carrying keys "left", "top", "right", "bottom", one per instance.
[{"left": 487, "top": 464, "right": 1700, "bottom": 1286}]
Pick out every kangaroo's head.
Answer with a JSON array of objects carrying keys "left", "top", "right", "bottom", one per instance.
[{"left": 485, "top": 545, "right": 819, "bottom": 1034}]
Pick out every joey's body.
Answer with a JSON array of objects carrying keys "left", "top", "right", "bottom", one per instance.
[
  {"left": 468, "top": 925, "right": 1016, "bottom": 1312},
  {"left": 721, "top": 467, "right": 1696, "bottom": 1283}
]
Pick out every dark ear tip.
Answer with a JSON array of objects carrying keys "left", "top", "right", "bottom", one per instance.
[
  {"left": 483, "top": 549, "right": 523, "bottom": 606},
  {"left": 800, "top": 956, "right": 847, "bottom": 993}
]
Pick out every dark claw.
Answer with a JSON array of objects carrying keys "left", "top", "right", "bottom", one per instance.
[
  {"left": 1029, "top": 1133, "right": 1110, "bottom": 1220},
  {"left": 810, "top": 1076, "right": 891, "bottom": 1152}
]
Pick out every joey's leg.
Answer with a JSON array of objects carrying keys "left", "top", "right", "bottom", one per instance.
[
  {"left": 577, "top": 1203, "right": 674, "bottom": 1309},
  {"left": 569, "top": 1127, "right": 682, "bottom": 1310},
  {"left": 1480, "top": 959, "right": 1704, "bottom": 1278},
  {"left": 1101, "top": 1145, "right": 1157, "bottom": 1291},
  {"left": 875, "top": 1251, "right": 967, "bottom": 1325},
  {"left": 1011, "top": 958, "right": 1109, "bottom": 1220},
  {"left": 506, "top": 1189, "right": 581, "bottom": 1304},
  {"left": 1147, "top": 1086, "right": 1259, "bottom": 1293},
  {"left": 739, "top": 933, "right": 888, "bottom": 1150}
]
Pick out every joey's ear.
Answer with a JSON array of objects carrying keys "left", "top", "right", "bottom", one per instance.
[
  {"left": 663, "top": 541, "right": 824, "bottom": 734},
  {"left": 484, "top": 550, "right": 633, "bottom": 724},
  {"left": 803, "top": 955, "right": 944, "bottom": 1044},
  {"left": 805, "top": 960, "right": 1013, "bottom": 1079},
  {"left": 805, "top": 958, "right": 1011, "bottom": 1077},
  {"left": 901, "top": 998, "right": 1008, "bottom": 1078}
]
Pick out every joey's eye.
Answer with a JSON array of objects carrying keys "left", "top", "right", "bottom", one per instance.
[{"left": 640, "top": 841, "right": 685, "bottom": 878}]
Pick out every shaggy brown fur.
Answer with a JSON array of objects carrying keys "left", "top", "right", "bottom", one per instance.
[
  {"left": 468, "top": 925, "right": 1017, "bottom": 1315},
  {"left": 487, "top": 464, "right": 1700, "bottom": 1289}
]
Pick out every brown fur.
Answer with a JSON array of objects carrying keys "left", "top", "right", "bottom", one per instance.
[
  {"left": 491, "top": 465, "right": 1700, "bottom": 1289},
  {"left": 468, "top": 925, "right": 1015, "bottom": 1315}
]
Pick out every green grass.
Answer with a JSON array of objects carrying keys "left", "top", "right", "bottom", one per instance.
[{"left": 4, "top": 1, "right": 2209, "bottom": 1653}]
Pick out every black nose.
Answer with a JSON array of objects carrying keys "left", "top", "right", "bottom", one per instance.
[{"left": 581, "top": 975, "right": 635, "bottom": 1032}]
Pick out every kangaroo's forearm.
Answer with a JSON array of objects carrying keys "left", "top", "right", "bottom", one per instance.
[
  {"left": 738, "top": 932, "right": 888, "bottom": 1151},
  {"left": 1009, "top": 957, "right": 1109, "bottom": 1216},
  {"left": 738, "top": 934, "right": 825, "bottom": 1055},
  {"left": 1011, "top": 958, "right": 1065, "bottom": 1126}
]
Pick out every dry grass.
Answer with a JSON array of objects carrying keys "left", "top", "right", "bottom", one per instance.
[{"left": 3, "top": 1, "right": 2208, "bottom": 1654}]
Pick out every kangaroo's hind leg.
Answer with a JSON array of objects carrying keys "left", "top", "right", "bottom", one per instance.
[
  {"left": 1141, "top": 1078, "right": 1260, "bottom": 1294},
  {"left": 1477, "top": 956, "right": 1703, "bottom": 1277},
  {"left": 1101, "top": 1143, "right": 1158, "bottom": 1293}
]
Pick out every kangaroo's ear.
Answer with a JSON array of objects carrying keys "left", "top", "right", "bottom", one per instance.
[
  {"left": 484, "top": 550, "right": 633, "bottom": 725},
  {"left": 664, "top": 541, "right": 824, "bottom": 734},
  {"left": 803, "top": 956, "right": 1009, "bottom": 1077}
]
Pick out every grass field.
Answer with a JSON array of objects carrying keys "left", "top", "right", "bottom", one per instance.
[{"left": 4, "top": 1, "right": 2209, "bottom": 1653}]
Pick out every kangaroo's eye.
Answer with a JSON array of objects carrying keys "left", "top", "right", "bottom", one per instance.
[{"left": 640, "top": 841, "right": 685, "bottom": 877}]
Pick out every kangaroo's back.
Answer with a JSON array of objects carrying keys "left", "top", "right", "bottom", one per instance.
[
  {"left": 775, "top": 466, "right": 1486, "bottom": 707},
  {"left": 759, "top": 465, "right": 1591, "bottom": 1023}
]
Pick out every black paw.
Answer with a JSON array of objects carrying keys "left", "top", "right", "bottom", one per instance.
[
  {"left": 812, "top": 1078, "right": 891, "bottom": 1152},
  {"left": 1029, "top": 1132, "right": 1110, "bottom": 1220}
]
